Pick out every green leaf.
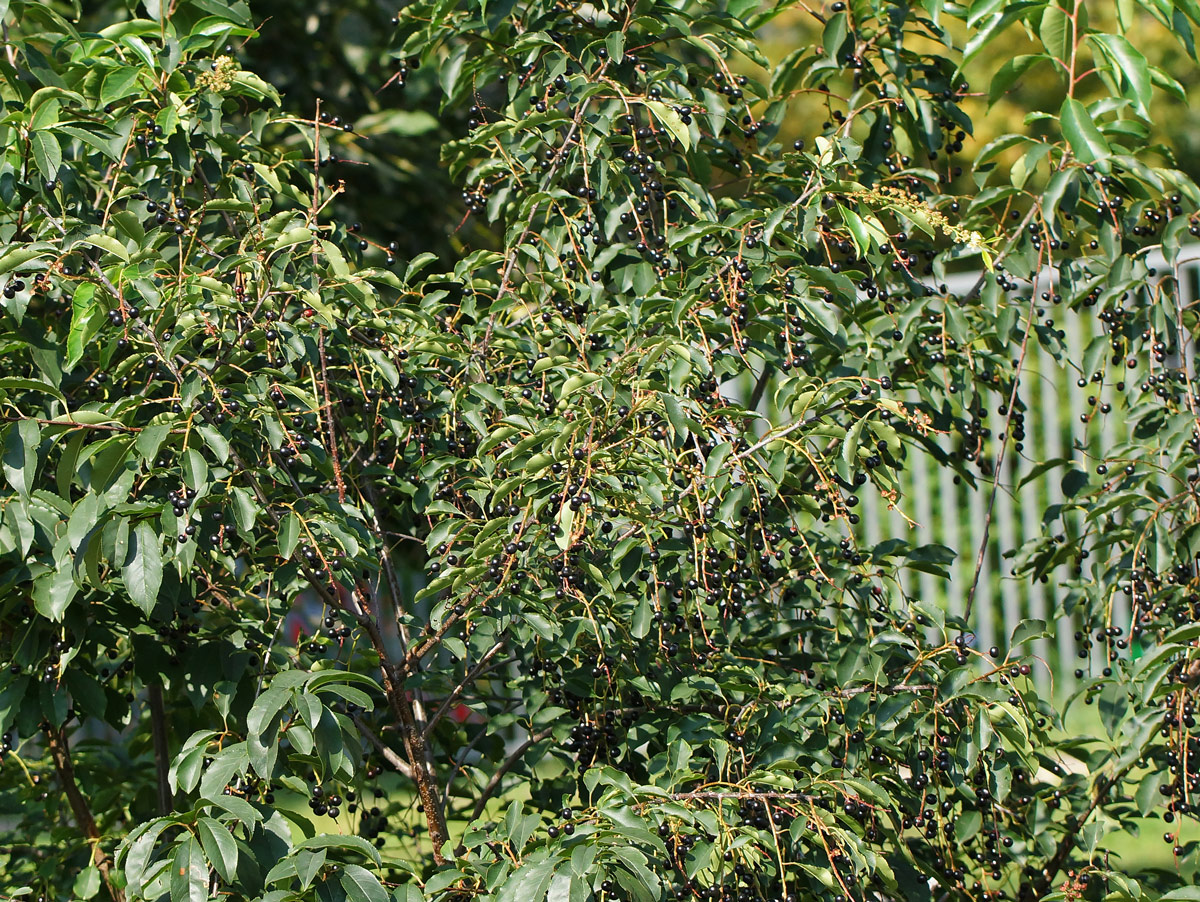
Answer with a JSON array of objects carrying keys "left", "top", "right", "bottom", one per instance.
[
  {"left": 197, "top": 817, "right": 238, "bottom": 882},
  {"left": 208, "top": 793, "right": 261, "bottom": 824},
  {"left": 29, "top": 95, "right": 61, "bottom": 131},
  {"left": 30, "top": 131, "right": 61, "bottom": 182},
  {"left": 662, "top": 394, "right": 690, "bottom": 439},
  {"left": 606, "top": 31, "right": 625, "bottom": 63},
  {"left": 1010, "top": 618, "right": 1049, "bottom": 647},
  {"left": 296, "top": 849, "right": 326, "bottom": 889},
  {"left": 247, "top": 685, "right": 292, "bottom": 738},
  {"left": 822, "top": 10, "right": 848, "bottom": 61},
  {"left": 297, "top": 834, "right": 382, "bottom": 867},
  {"left": 988, "top": 55, "right": 1047, "bottom": 105},
  {"left": 170, "top": 837, "right": 207, "bottom": 902},
  {"left": 1089, "top": 33, "right": 1152, "bottom": 117},
  {"left": 200, "top": 743, "right": 250, "bottom": 801},
  {"left": 136, "top": 423, "right": 171, "bottom": 463},
  {"left": 66, "top": 282, "right": 99, "bottom": 371},
  {"left": 33, "top": 563, "right": 79, "bottom": 621},
  {"left": 123, "top": 819, "right": 172, "bottom": 895},
  {"left": 498, "top": 859, "right": 556, "bottom": 902},
  {"left": 196, "top": 424, "right": 230, "bottom": 463},
  {"left": 279, "top": 511, "right": 300, "bottom": 558},
  {"left": 1038, "top": 3, "right": 1071, "bottom": 62},
  {"left": 1160, "top": 889, "right": 1200, "bottom": 901},
  {"left": 2, "top": 419, "right": 40, "bottom": 497},
  {"left": 182, "top": 448, "right": 208, "bottom": 491},
  {"left": 1059, "top": 98, "right": 1110, "bottom": 163},
  {"left": 124, "top": 521, "right": 163, "bottom": 615},
  {"left": 101, "top": 66, "right": 143, "bottom": 106},
  {"left": 272, "top": 226, "right": 314, "bottom": 254},
  {"left": 631, "top": 597, "right": 652, "bottom": 639},
  {"left": 230, "top": 486, "right": 256, "bottom": 531},
  {"left": 76, "top": 234, "right": 129, "bottom": 261},
  {"left": 646, "top": 101, "right": 691, "bottom": 150},
  {"left": 170, "top": 746, "right": 206, "bottom": 795},
  {"left": 0, "top": 244, "right": 54, "bottom": 276},
  {"left": 72, "top": 867, "right": 101, "bottom": 900},
  {"left": 340, "top": 864, "right": 388, "bottom": 902}
]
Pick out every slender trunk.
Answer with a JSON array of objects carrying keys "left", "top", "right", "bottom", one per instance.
[
  {"left": 47, "top": 726, "right": 126, "bottom": 902},
  {"left": 379, "top": 661, "right": 450, "bottom": 862},
  {"left": 148, "top": 684, "right": 171, "bottom": 815}
]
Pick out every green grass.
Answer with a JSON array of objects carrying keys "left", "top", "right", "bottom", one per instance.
[{"left": 1055, "top": 700, "right": 1200, "bottom": 884}]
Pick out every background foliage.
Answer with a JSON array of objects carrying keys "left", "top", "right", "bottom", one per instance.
[{"left": 3, "top": 1, "right": 1200, "bottom": 901}]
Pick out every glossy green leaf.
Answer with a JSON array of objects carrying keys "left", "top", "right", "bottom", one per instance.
[
  {"left": 340, "top": 864, "right": 388, "bottom": 902},
  {"left": 170, "top": 837, "right": 207, "bottom": 902},
  {"left": 123, "top": 521, "right": 162, "bottom": 615},
  {"left": 1059, "top": 98, "right": 1110, "bottom": 162},
  {"left": 2, "top": 419, "right": 40, "bottom": 498},
  {"left": 197, "top": 817, "right": 238, "bottom": 882}
]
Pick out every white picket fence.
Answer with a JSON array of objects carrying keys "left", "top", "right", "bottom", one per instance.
[{"left": 849, "top": 245, "right": 1200, "bottom": 690}]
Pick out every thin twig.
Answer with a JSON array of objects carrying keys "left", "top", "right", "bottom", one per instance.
[
  {"left": 317, "top": 330, "right": 346, "bottom": 503},
  {"left": 746, "top": 364, "right": 773, "bottom": 413},
  {"left": 468, "top": 727, "right": 555, "bottom": 822},
  {"left": 668, "top": 790, "right": 814, "bottom": 802},
  {"left": 422, "top": 639, "right": 506, "bottom": 740},
  {"left": 963, "top": 208, "right": 1043, "bottom": 623},
  {"left": 352, "top": 713, "right": 414, "bottom": 780}
]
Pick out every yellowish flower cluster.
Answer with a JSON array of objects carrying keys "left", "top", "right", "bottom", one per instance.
[
  {"left": 197, "top": 56, "right": 238, "bottom": 94},
  {"left": 845, "top": 185, "right": 983, "bottom": 248}
]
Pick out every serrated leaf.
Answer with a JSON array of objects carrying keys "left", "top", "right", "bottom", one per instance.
[
  {"left": 77, "top": 233, "right": 129, "bottom": 261},
  {"left": 247, "top": 685, "right": 291, "bottom": 738},
  {"left": 30, "top": 131, "right": 61, "bottom": 182},
  {"left": 124, "top": 521, "right": 163, "bottom": 615},
  {"left": 136, "top": 423, "right": 171, "bottom": 463},
  {"left": 197, "top": 817, "right": 238, "bottom": 882},
  {"left": 296, "top": 849, "right": 326, "bottom": 889},
  {"left": 196, "top": 424, "right": 230, "bottom": 463},
  {"left": 3, "top": 419, "right": 40, "bottom": 497},
  {"left": 340, "top": 864, "right": 388, "bottom": 902},
  {"left": 199, "top": 743, "right": 249, "bottom": 801},
  {"left": 33, "top": 562, "right": 79, "bottom": 621},
  {"left": 297, "top": 834, "right": 382, "bottom": 867},
  {"left": 101, "top": 66, "right": 143, "bottom": 106},
  {"left": 66, "top": 282, "right": 99, "bottom": 371},
  {"left": 170, "top": 746, "right": 205, "bottom": 795},
  {"left": 170, "top": 837, "right": 207, "bottom": 902},
  {"left": 1060, "top": 98, "right": 1110, "bottom": 163},
  {"left": 1089, "top": 33, "right": 1152, "bottom": 117}
]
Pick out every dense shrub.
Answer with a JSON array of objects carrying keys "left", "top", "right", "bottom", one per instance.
[{"left": 3, "top": 1, "right": 1200, "bottom": 901}]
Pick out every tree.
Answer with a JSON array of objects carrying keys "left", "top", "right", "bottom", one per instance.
[{"left": 2, "top": 0, "right": 1200, "bottom": 900}]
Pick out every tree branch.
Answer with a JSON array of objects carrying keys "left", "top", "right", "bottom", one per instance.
[
  {"left": 352, "top": 713, "right": 414, "bottom": 780},
  {"left": 667, "top": 790, "right": 814, "bottom": 802},
  {"left": 423, "top": 639, "right": 506, "bottom": 740},
  {"left": 469, "top": 726, "right": 555, "bottom": 823},
  {"left": 378, "top": 661, "right": 451, "bottom": 863},
  {"left": 1034, "top": 765, "right": 1130, "bottom": 898}
]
